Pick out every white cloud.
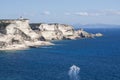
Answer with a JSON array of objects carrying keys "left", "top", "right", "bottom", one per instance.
[
  {"left": 74, "top": 12, "right": 89, "bottom": 16},
  {"left": 65, "top": 10, "right": 120, "bottom": 17},
  {"left": 73, "top": 12, "right": 103, "bottom": 16},
  {"left": 41, "top": 11, "right": 50, "bottom": 15},
  {"left": 115, "top": 11, "right": 120, "bottom": 15},
  {"left": 65, "top": 12, "right": 102, "bottom": 16},
  {"left": 116, "top": 11, "right": 120, "bottom": 15},
  {"left": 105, "top": 10, "right": 120, "bottom": 15}
]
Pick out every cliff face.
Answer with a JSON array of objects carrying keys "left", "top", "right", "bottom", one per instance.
[
  {"left": 31, "top": 23, "right": 102, "bottom": 40},
  {"left": 40, "top": 30, "right": 63, "bottom": 40},
  {"left": 31, "top": 23, "right": 79, "bottom": 40},
  {"left": 0, "top": 18, "right": 102, "bottom": 50},
  {"left": 57, "top": 24, "right": 74, "bottom": 36},
  {"left": 0, "top": 19, "right": 53, "bottom": 50},
  {"left": 75, "top": 29, "right": 94, "bottom": 38},
  {"left": 75, "top": 29, "right": 103, "bottom": 38},
  {"left": 0, "top": 34, "right": 28, "bottom": 50},
  {"left": 6, "top": 20, "right": 40, "bottom": 40}
]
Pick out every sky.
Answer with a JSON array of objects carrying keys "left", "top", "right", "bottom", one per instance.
[{"left": 0, "top": 0, "right": 120, "bottom": 25}]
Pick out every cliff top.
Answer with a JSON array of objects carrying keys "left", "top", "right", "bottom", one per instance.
[{"left": 0, "top": 18, "right": 29, "bottom": 24}]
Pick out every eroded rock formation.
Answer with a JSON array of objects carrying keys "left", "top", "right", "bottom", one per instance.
[
  {"left": 0, "top": 18, "right": 102, "bottom": 50},
  {"left": 0, "top": 19, "right": 53, "bottom": 50},
  {"left": 31, "top": 23, "right": 80, "bottom": 40}
]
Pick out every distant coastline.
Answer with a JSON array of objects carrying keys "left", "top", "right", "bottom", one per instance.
[{"left": 73, "top": 24, "right": 120, "bottom": 29}]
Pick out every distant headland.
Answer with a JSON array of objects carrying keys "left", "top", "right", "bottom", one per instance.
[{"left": 0, "top": 18, "right": 103, "bottom": 50}]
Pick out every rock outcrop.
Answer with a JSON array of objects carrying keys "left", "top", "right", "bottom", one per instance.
[
  {"left": 75, "top": 28, "right": 94, "bottom": 38},
  {"left": 31, "top": 23, "right": 102, "bottom": 40},
  {"left": 0, "top": 19, "right": 53, "bottom": 50},
  {"left": 0, "top": 18, "right": 102, "bottom": 50},
  {"left": 95, "top": 33, "right": 103, "bottom": 37},
  {"left": 31, "top": 23, "right": 81, "bottom": 40}
]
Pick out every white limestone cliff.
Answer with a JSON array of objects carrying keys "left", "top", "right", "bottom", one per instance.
[
  {"left": 0, "top": 19, "right": 53, "bottom": 50},
  {"left": 40, "top": 30, "right": 63, "bottom": 40},
  {"left": 0, "top": 18, "right": 102, "bottom": 50},
  {"left": 0, "top": 34, "right": 28, "bottom": 50},
  {"left": 35, "top": 23, "right": 79, "bottom": 40},
  {"left": 31, "top": 23, "right": 103, "bottom": 41},
  {"left": 6, "top": 19, "right": 40, "bottom": 40},
  {"left": 75, "top": 29, "right": 94, "bottom": 38}
]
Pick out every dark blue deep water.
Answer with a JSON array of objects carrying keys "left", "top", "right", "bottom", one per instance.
[{"left": 0, "top": 28, "right": 120, "bottom": 80}]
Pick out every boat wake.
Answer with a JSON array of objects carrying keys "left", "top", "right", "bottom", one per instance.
[{"left": 68, "top": 65, "right": 80, "bottom": 80}]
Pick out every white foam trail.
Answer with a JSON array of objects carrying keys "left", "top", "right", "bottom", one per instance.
[{"left": 68, "top": 65, "right": 80, "bottom": 80}]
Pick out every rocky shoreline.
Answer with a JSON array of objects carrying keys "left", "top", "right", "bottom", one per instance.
[{"left": 0, "top": 18, "right": 103, "bottom": 50}]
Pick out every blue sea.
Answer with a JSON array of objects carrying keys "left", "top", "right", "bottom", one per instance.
[{"left": 0, "top": 28, "right": 120, "bottom": 80}]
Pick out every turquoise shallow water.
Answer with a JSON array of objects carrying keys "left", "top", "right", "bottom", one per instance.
[{"left": 0, "top": 28, "right": 120, "bottom": 80}]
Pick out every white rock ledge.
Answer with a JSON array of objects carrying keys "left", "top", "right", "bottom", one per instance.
[{"left": 0, "top": 44, "right": 29, "bottom": 51}]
